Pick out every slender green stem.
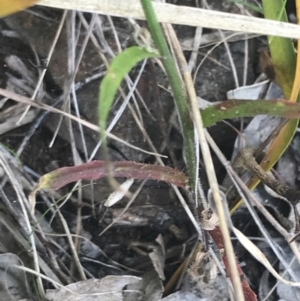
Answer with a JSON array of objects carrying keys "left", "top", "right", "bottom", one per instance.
[{"left": 140, "top": 0, "right": 196, "bottom": 188}]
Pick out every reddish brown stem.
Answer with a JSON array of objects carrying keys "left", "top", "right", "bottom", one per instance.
[
  {"left": 201, "top": 209, "right": 258, "bottom": 301},
  {"left": 39, "top": 160, "right": 189, "bottom": 191}
]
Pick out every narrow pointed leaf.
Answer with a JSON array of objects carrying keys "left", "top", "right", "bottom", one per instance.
[
  {"left": 98, "top": 46, "right": 159, "bottom": 139},
  {"left": 262, "top": 0, "right": 295, "bottom": 98},
  {"left": 201, "top": 99, "right": 300, "bottom": 127},
  {"left": 231, "top": 1, "right": 299, "bottom": 213}
]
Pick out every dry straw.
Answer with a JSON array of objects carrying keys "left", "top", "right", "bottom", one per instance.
[{"left": 38, "top": 0, "right": 300, "bottom": 39}]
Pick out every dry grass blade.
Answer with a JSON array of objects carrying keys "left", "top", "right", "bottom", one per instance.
[
  {"left": 14, "top": 265, "right": 68, "bottom": 291},
  {"left": 17, "top": 10, "right": 68, "bottom": 124},
  {"left": 0, "top": 151, "right": 45, "bottom": 298},
  {"left": 232, "top": 227, "right": 300, "bottom": 287},
  {"left": 37, "top": 0, "right": 300, "bottom": 39},
  {"left": 0, "top": 88, "right": 164, "bottom": 157},
  {"left": 205, "top": 131, "right": 300, "bottom": 286},
  {"left": 161, "top": 14, "right": 244, "bottom": 301},
  {"left": 56, "top": 207, "right": 86, "bottom": 280}
]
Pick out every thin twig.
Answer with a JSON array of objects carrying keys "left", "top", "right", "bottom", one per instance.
[
  {"left": 56, "top": 206, "right": 86, "bottom": 280},
  {"left": 234, "top": 146, "right": 300, "bottom": 232},
  {"left": 18, "top": 10, "right": 68, "bottom": 124},
  {"left": 0, "top": 152, "right": 45, "bottom": 298},
  {"left": 160, "top": 12, "right": 245, "bottom": 301},
  {"left": 205, "top": 132, "right": 300, "bottom": 271},
  {"left": 0, "top": 88, "right": 164, "bottom": 157}
]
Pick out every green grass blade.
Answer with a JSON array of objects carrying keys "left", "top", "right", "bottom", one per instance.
[
  {"left": 140, "top": 0, "right": 197, "bottom": 187},
  {"left": 230, "top": 0, "right": 298, "bottom": 214},
  {"left": 98, "top": 46, "right": 159, "bottom": 141},
  {"left": 262, "top": 0, "right": 295, "bottom": 98},
  {"left": 201, "top": 99, "right": 300, "bottom": 127}
]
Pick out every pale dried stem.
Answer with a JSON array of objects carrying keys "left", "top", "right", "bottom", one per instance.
[
  {"left": 56, "top": 207, "right": 86, "bottom": 280},
  {"left": 0, "top": 152, "right": 45, "bottom": 298},
  {"left": 18, "top": 10, "right": 68, "bottom": 124},
  {"left": 205, "top": 132, "right": 300, "bottom": 271},
  {"left": 162, "top": 20, "right": 245, "bottom": 301},
  {"left": 0, "top": 88, "right": 164, "bottom": 157},
  {"left": 38, "top": 0, "right": 300, "bottom": 40},
  {"left": 201, "top": 1, "right": 239, "bottom": 88}
]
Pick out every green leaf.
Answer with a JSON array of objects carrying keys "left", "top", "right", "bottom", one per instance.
[
  {"left": 230, "top": 1, "right": 299, "bottom": 214},
  {"left": 201, "top": 99, "right": 300, "bottom": 127},
  {"left": 98, "top": 46, "right": 159, "bottom": 141},
  {"left": 262, "top": 0, "right": 295, "bottom": 98}
]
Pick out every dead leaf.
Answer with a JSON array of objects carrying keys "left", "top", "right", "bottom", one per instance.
[
  {"left": 46, "top": 276, "right": 141, "bottom": 301},
  {"left": 105, "top": 178, "right": 134, "bottom": 207},
  {"left": 149, "top": 234, "right": 166, "bottom": 280},
  {"left": 124, "top": 271, "right": 163, "bottom": 301},
  {"left": 0, "top": 253, "right": 31, "bottom": 301}
]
